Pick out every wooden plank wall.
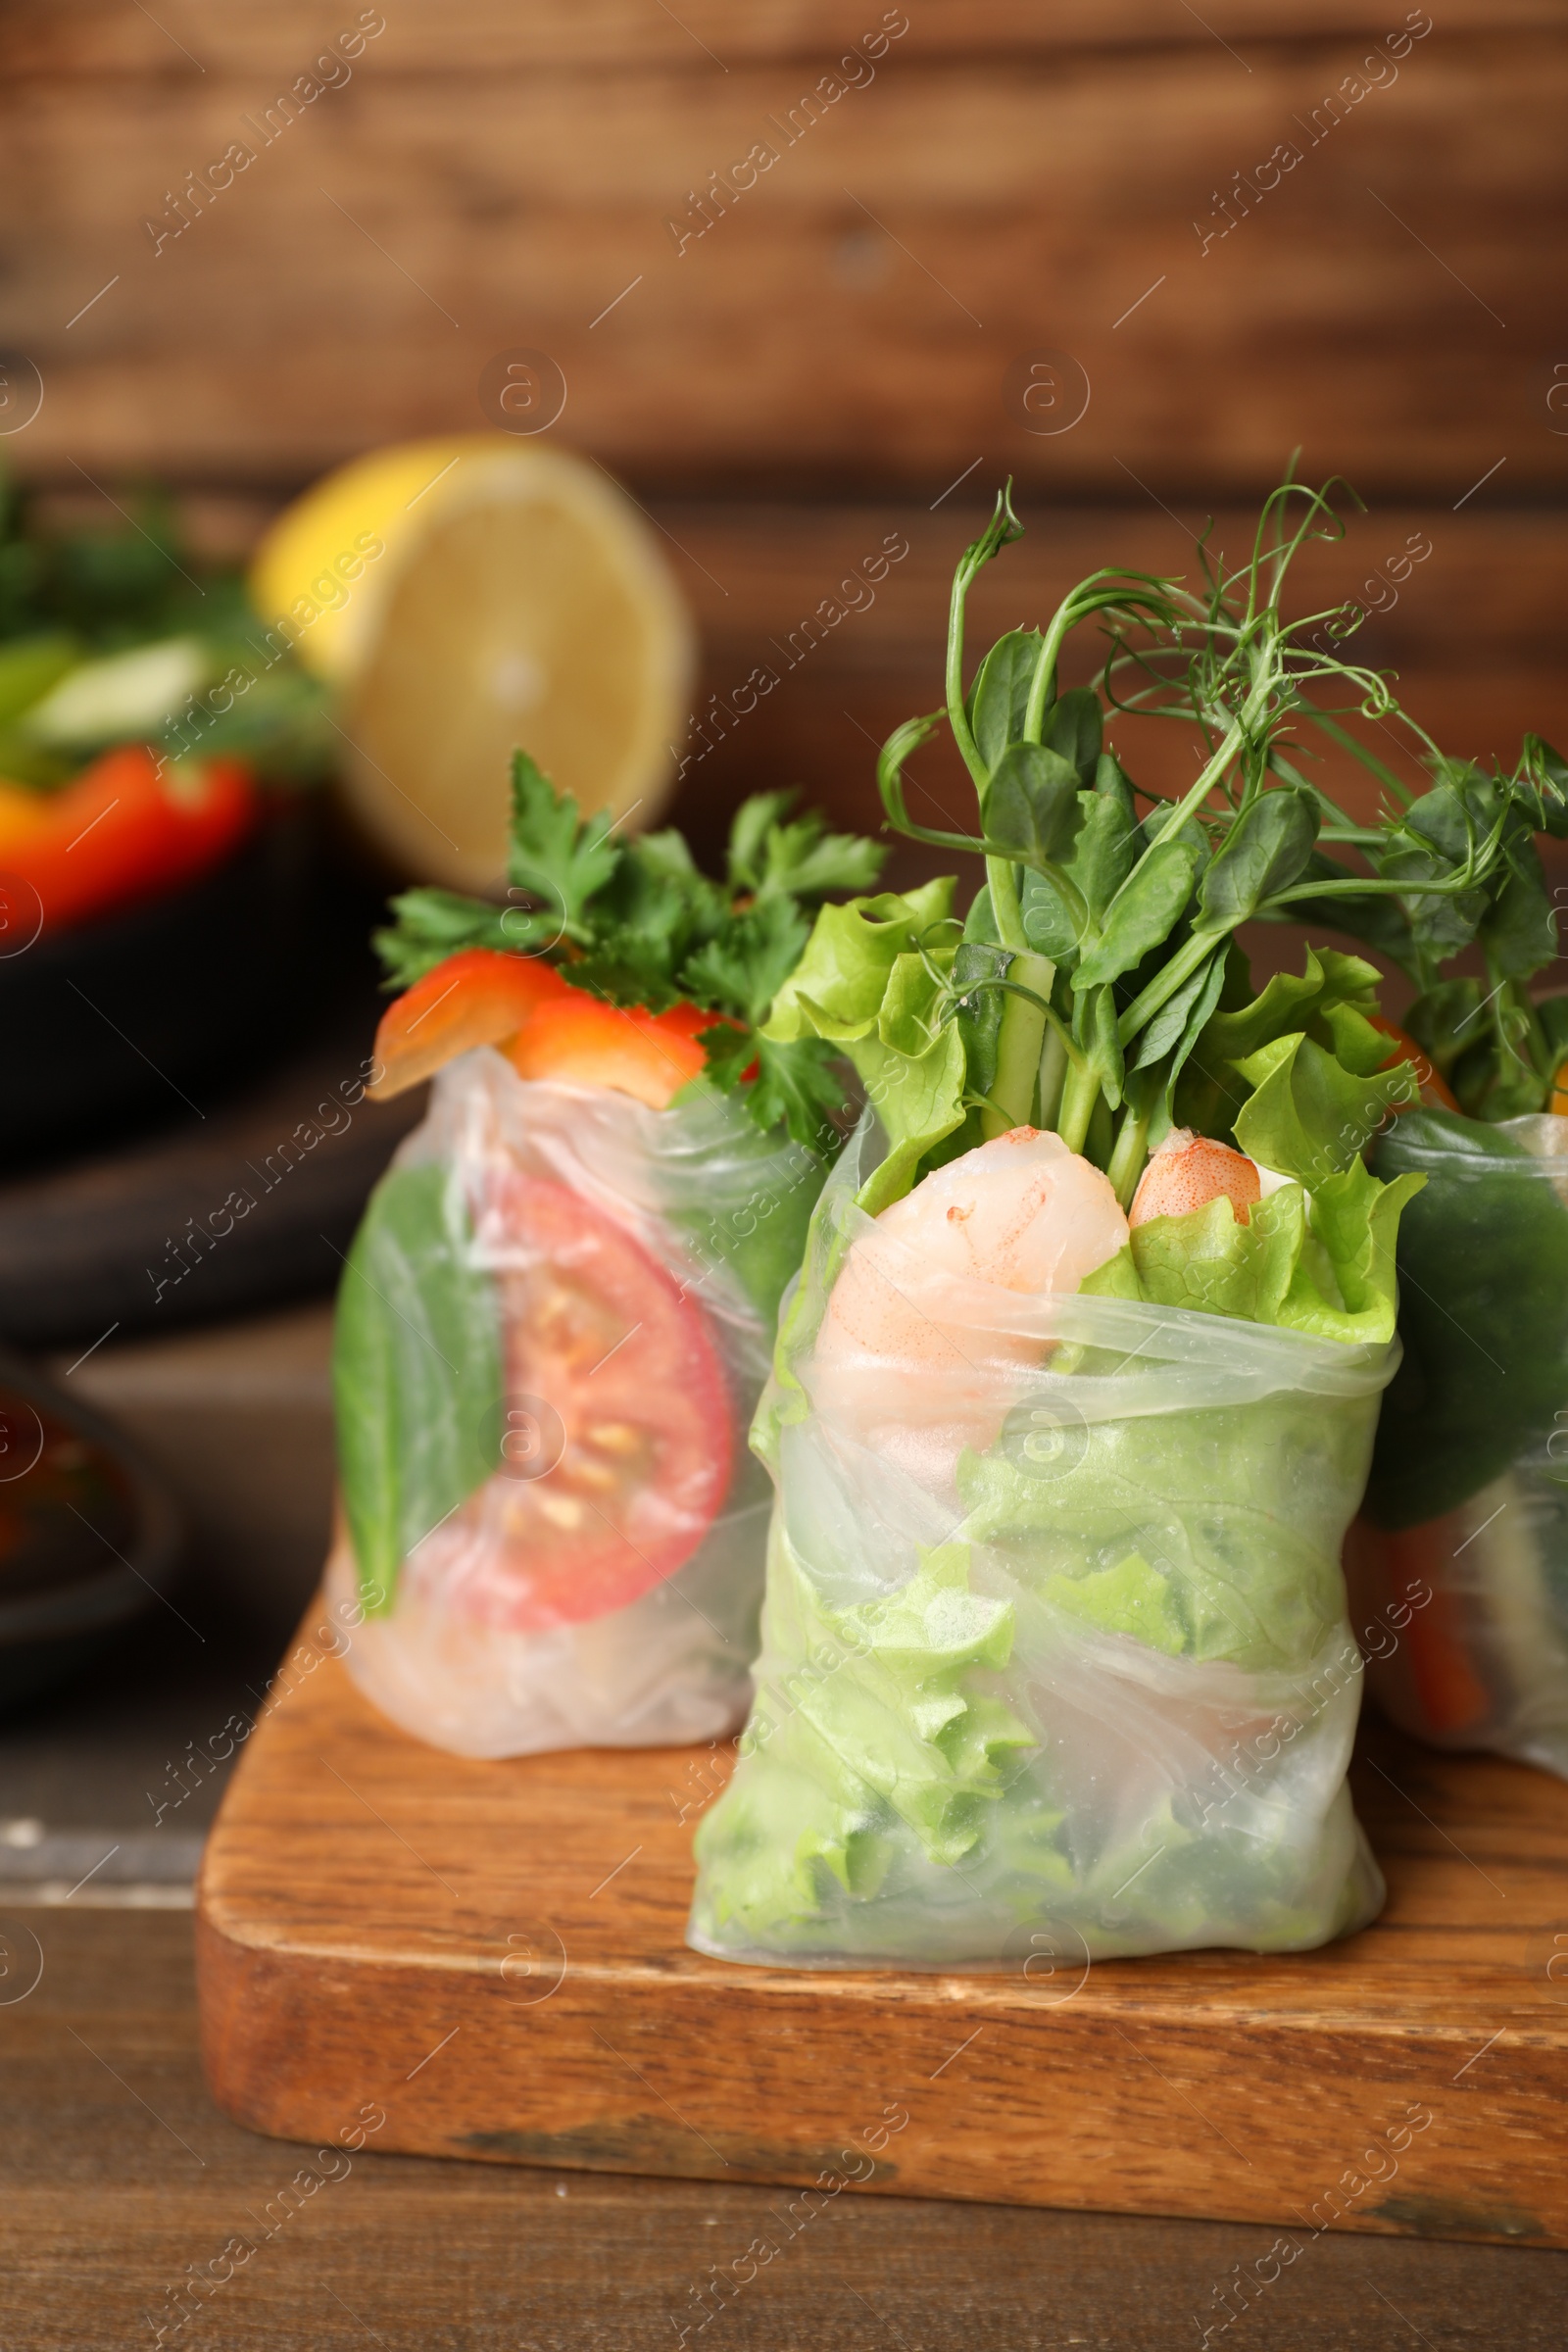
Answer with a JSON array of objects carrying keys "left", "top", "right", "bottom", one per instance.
[{"left": 3, "top": 1, "right": 1565, "bottom": 838}]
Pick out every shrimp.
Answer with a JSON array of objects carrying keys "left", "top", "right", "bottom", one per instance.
[
  {"left": 1129, "top": 1129, "right": 1261, "bottom": 1230},
  {"left": 811, "top": 1128, "right": 1128, "bottom": 1485}
]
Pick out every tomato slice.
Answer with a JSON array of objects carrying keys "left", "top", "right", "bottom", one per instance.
[{"left": 435, "top": 1172, "right": 732, "bottom": 1630}]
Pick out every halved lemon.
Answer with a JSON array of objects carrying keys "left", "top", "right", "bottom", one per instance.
[{"left": 249, "top": 437, "right": 695, "bottom": 892}]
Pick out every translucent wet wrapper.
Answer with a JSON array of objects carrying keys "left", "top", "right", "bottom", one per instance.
[
  {"left": 690, "top": 1116, "right": 1397, "bottom": 1967},
  {"left": 1351, "top": 1111, "right": 1568, "bottom": 1779},
  {"left": 329, "top": 1047, "right": 826, "bottom": 1757}
]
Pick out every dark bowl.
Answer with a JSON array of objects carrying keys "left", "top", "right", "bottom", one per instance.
[
  {"left": 0, "top": 1348, "right": 183, "bottom": 1716},
  {"left": 0, "top": 797, "right": 324, "bottom": 1170}
]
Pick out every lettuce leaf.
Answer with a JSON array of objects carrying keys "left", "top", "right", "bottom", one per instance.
[
  {"left": 878, "top": 948, "right": 953, "bottom": 1058},
  {"left": 957, "top": 1389, "right": 1364, "bottom": 1673},
  {"left": 1200, "top": 944, "right": 1382, "bottom": 1063},
  {"left": 761, "top": 881, "right": 970, "bottom": 1213},
  {"left": 1120, "top": 1188, "right": 1304, "bottom": 1326},
  {"left": 1085, "top": 1159, "right": 1423, "bottom": 1347},
  {"left": 762, "top": 879, "right": 956, "bottom": 1044},
  {"left": 693, "top": 1533, "right": 1036, "bottom": 1934},
  {"left": 1176, "top": 944, "right": 1399, "bottom": 1142},
  {"left": 849, "top": 1023, "right": 969, "bottom": 1215},
  {"left": 1040, "top": 1550, "right": 1188, "bottom": 1654},
  {"left": 1232, "top": 1032, "right": 1416, "bottom": 1185},
  {"left": 1281, "top": 1159, "right": 1425, "bottom": 1344}
]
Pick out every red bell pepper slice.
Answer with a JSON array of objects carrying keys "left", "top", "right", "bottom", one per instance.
[
  {"left": 505, "top": 992, "right": 718, "bottom": 1108},
  {"left": 0, "top": 746, "right": 256, "bottom": 935},
  {"left": 368, "top": 948, "right": 576, "bottom": 1100},
  {"left": 1369, "top": 1014, "right": 1459, "bottom": 1114},
  {"left": 368, "top": 947, "right": 738, "bottom": 1108}
]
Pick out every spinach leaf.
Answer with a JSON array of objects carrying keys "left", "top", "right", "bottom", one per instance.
[
  {"left": 1480, "top": 840, "right": 1556, "bottom": 981},
  {"left": 1523, "top": 734, "right": 1568, "bottom": 838},
  {"left": 1017, "top": 758, "right": 1138, "bottom": 970},
  {"left": 1391, "top": 845, "right": 1491, "bottom": 969},
  {"left": 1164, "top": 947, "right": 1232, "bottom": 1105},
  {"left": 1366, "top": 1110, "right": 1568, "bottom": 1527},
  {"left": 962, "top": 881, "right": 998, "bottom": 943},
  {"left": 1071, "top": 781, "right": 1141, "bottom": 922},
  {"left": 1401, "top": 981, "right": 1479, "bottom": 1079},
  {"left": 1454, "top": 1038, "right": 1544, "bottom": 1123},
  {"left": 1083, "top": 980, "right": 1125, "bottom": 1110},
  {"left": 1288, "top": 851, "right": 1416, "bottom": 967},
  {"left": 1131, "top": 953, "right": 1218, "bottom": 1071},
  {"left": 332, "top": 1163, "right": 503, "bottom": 1613},
  {"left": 1537, "top": 993, "right": 1568, "bottom": 1068}
]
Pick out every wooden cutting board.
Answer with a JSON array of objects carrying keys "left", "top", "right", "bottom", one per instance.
[{"left": 196, "top": 1602, "right": 1568, "bottom": 2249}]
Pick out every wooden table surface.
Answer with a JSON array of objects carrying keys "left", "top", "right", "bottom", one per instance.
[
  {"left": 195, "top": 1623, "right": 1568, "bottom": 2247},
  {"left": 4, "top": 1312, "right": 1567, "bottom": 2350},
  {"left": 0, "top": 1902, "right": 1563, "bottom": 2351}
]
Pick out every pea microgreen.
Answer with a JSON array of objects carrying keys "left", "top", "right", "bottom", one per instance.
[{"left": 785, "top": 472, "right": 1536, "bottom": 1205}]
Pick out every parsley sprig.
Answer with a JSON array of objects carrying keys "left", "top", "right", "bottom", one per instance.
[{"left": 375, "top": 754, "right": 885, "bottom": 1149}]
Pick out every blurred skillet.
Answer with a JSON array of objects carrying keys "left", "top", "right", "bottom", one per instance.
[
  {"left": 0, "top": 797, "right": 323, "bottom": 1169},
  {"left": 0, "top": 1345, "right": 182, "bottom": 1716}
]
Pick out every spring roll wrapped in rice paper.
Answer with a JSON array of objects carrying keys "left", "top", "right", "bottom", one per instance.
[
  {"left": 328, "top": 1052, "right": 825, "bottom": 1755},
  {"left": 1350, "top": 1109, "right": 1568, "bottom": 1778},
  {"left": 326, "top": 753, "right": 883, "bottom": 1756},
  {"left": 689, "top": 1114, "right": 1408, "bottom": 1964},
  {"left": 688, "top": 483, "right": 1439, "bottom": 1966}
]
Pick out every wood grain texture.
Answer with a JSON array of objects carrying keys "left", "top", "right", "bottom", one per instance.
[
  {"left": 10, "top": 1912, "right": 1568, "bottom": 2352},
  {"left": 196, "top": 1601, "right": 1568, "bottom": 2251},
  {"left": 3, "top": 12, "right": 1562, "bottom": 491},
  {"left": 11, "top": 3, "right": 1561, "bottom": 77}
]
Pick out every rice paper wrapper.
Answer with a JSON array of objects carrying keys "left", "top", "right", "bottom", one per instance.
[
  {"left": 328, "top": 1046, "right": 825, "bottom": 1758},
  {"left": 689, "top": 1113, "right": 1397, "bottom": 1967},
  {"left": 1350, "top": 1112, "right": 1568, "bottom": 1781}
]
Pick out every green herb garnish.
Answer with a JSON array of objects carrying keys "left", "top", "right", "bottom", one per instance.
[
  {"left": 0, "top": 466, "right": 330, "bottom": 784},
  {"left": 1099, "top": 473, "right": 1568, "bottom": 1121},
  {"left": 376, "top": 753, "right": 886, "bottom": 1150},
  {"left": 771, "top": 476, "right": 1497, "bottom": 1209}
]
